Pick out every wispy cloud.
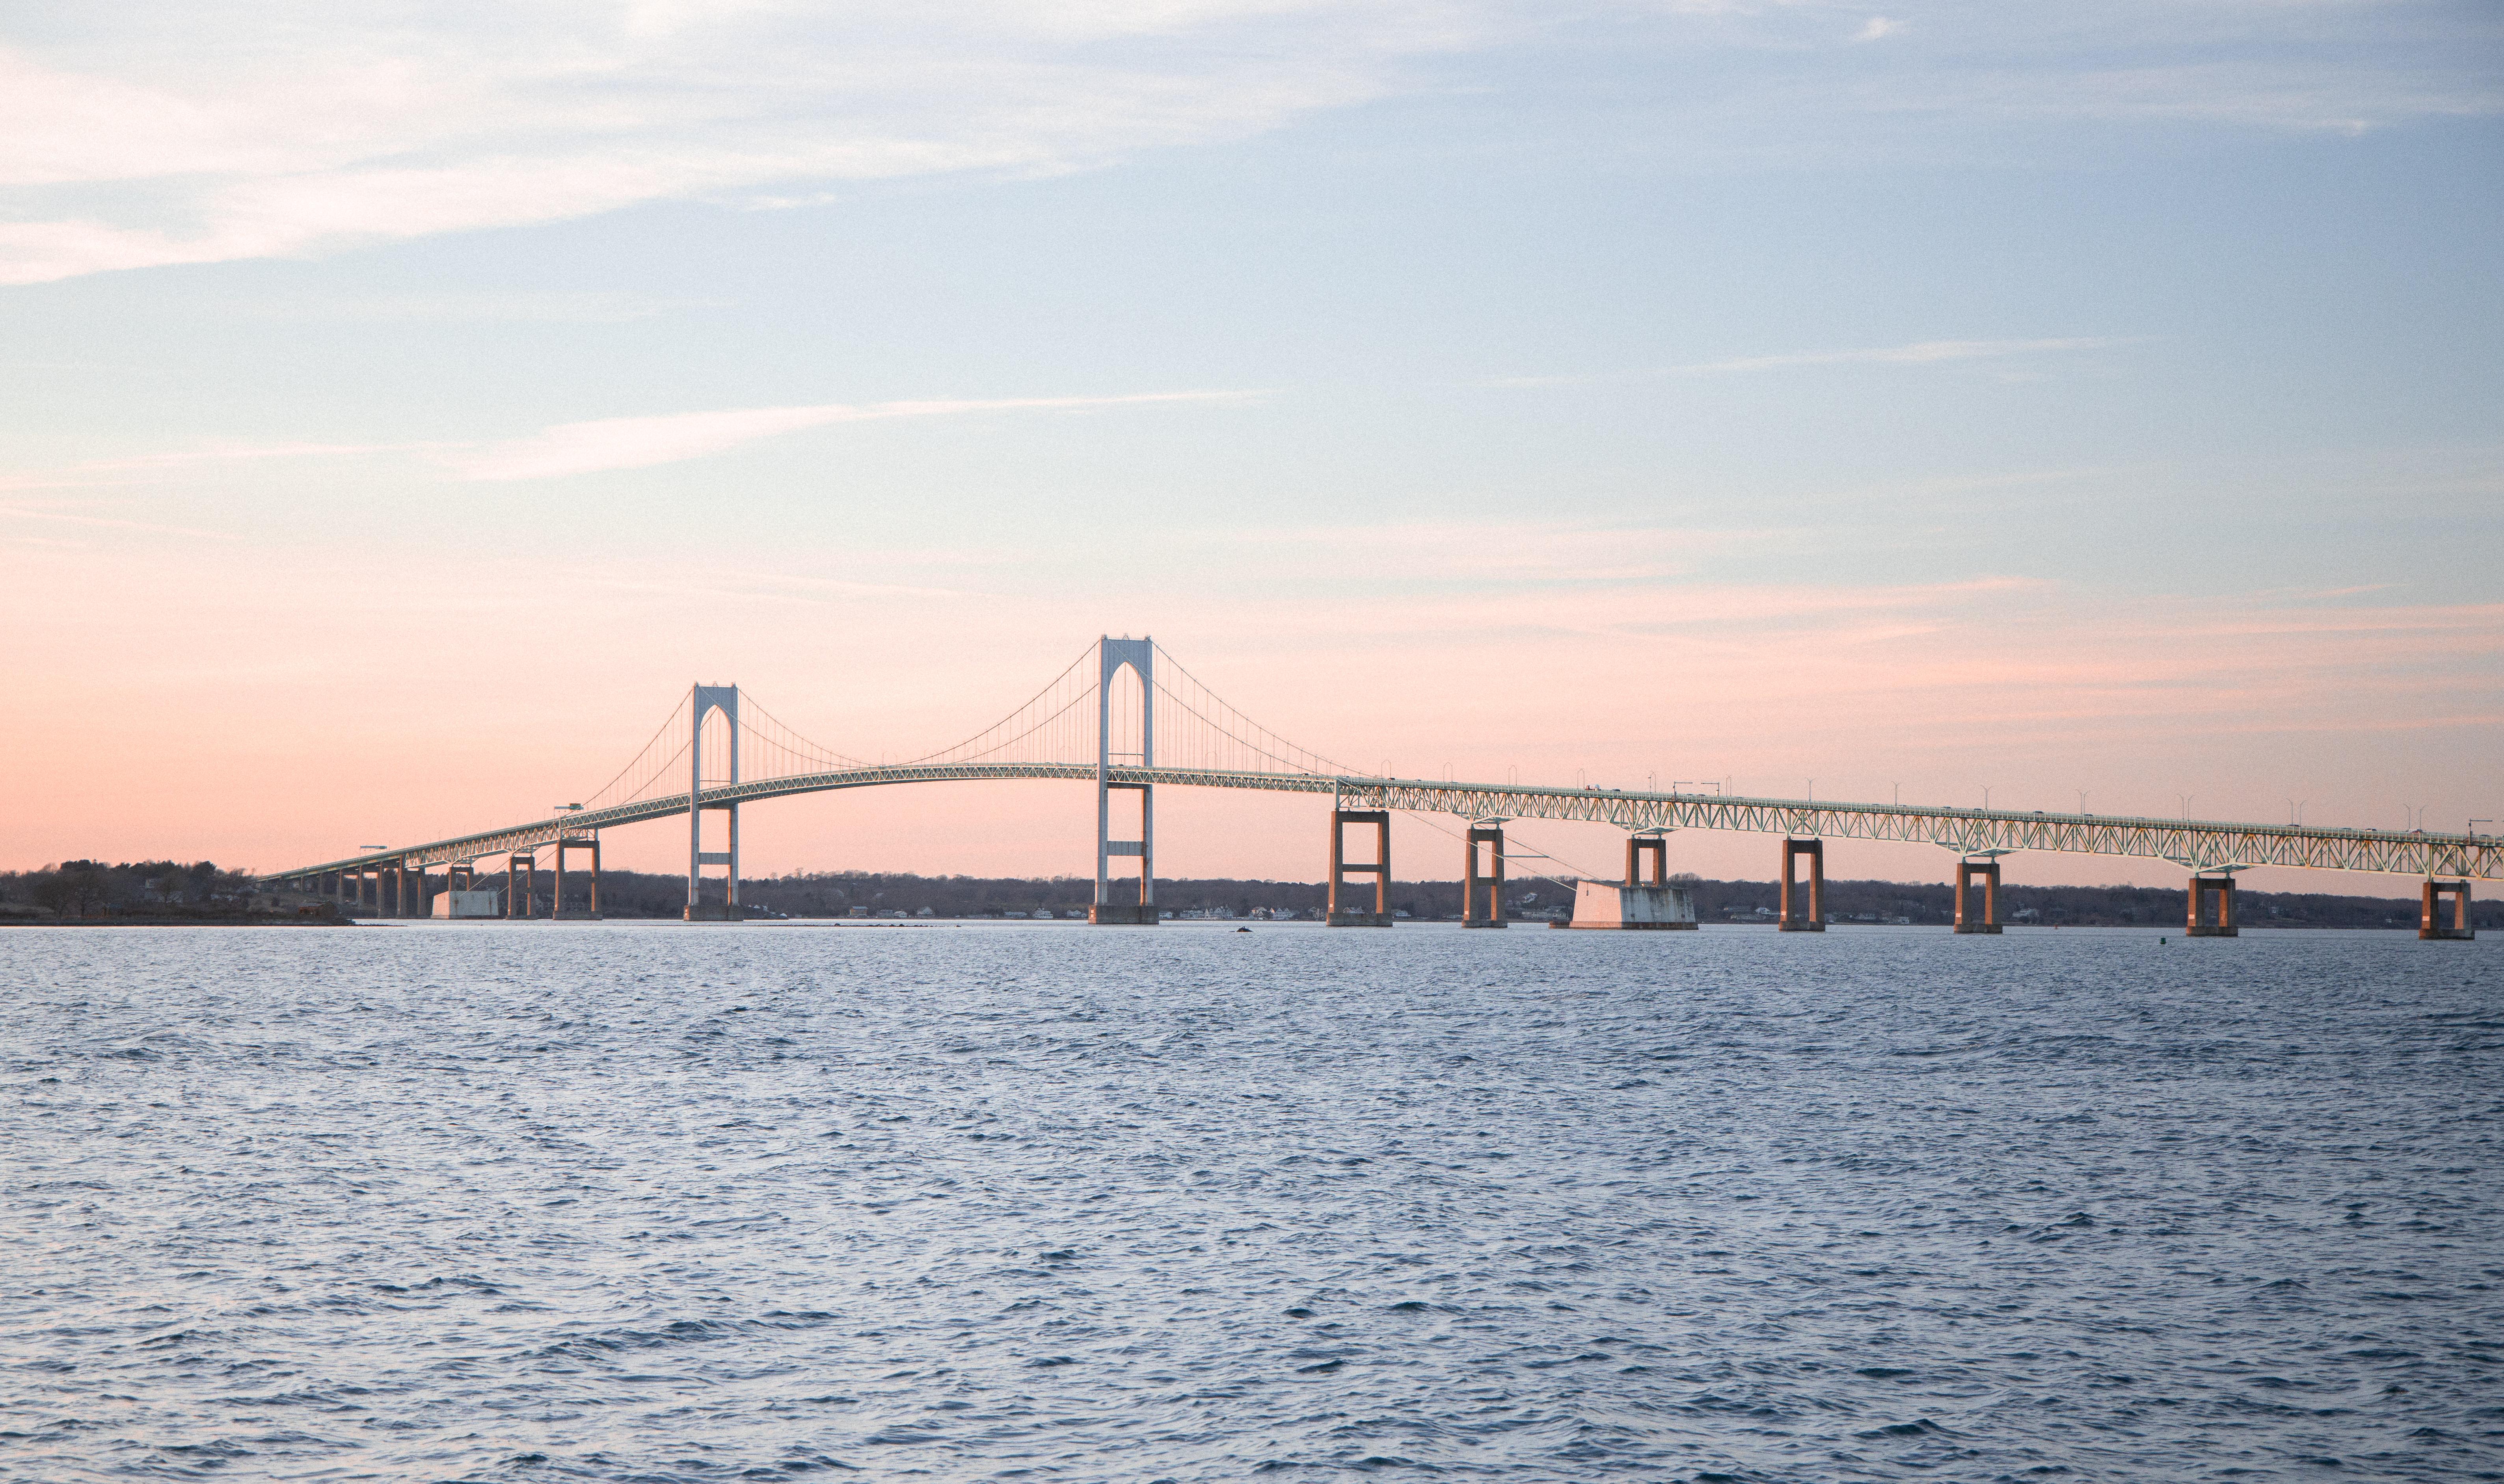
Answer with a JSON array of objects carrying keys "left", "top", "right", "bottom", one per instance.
[
  {"left": 78, "top": 440, "right": 433, "bottom": 471},
  {"left": 0, "top": 391, "right": 1262, "bottom": 492},
  {"left": 1689, "top": 336, "right": 2132, "bottom": 374},
  {"left": 590, "top": 568, "right": 986, "bottom": 607},
  {"left": 0, "top": 4, "right": 1487, "bottom": 287},
  {"left": 0, "top": 439, "right": 437, "bottom": 494},
  {"left": 0, "top": 505, "right": 235, "bottom": 539},
  {"left": 1487, "top": 336, "right": 2130, "bottom": 388},
  {"left": 2, "top": 6, "right": 2490, "bottom": 285},
  {"left": 264, "top": 290, "right": 726, "bottom": 324},
  {"left": 448, "top": 391, "right": 1262, "bottom": 480}
]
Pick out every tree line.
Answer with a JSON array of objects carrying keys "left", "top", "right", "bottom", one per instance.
[
  {"left": 5, "top": 859, "right": 2484, "bottom": 929},
  {"left": 0, "top": 860, "right": 317, "bottom": 922}
]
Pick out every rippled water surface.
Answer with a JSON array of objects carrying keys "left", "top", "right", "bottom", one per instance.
[{"left": 5, "top": 923, "right": 2500, "bottom": 1482}]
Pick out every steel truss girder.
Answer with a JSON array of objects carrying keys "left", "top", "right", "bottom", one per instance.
[{"left": 263, "top": 770, "right": 2501, "bottom": 886}]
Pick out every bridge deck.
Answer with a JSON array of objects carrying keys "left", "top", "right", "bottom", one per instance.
[{"left": 265, "top": 765, "right": 2500, "bottom": 884}]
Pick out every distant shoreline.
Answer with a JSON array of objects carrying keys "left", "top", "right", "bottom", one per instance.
[
  {"left": 0, "top": 915, "right": 354, "bottom": 928},
  {"left": 6, "top": 862, "right": 2487, "bottom": 932}
]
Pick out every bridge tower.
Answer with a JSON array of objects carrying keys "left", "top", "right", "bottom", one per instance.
[
  {"left": 686, "top": 684, "right": 741, "bottom": 921},
  {"left": 1090, "top": 638, "right": 1158, "bottom": 924}
]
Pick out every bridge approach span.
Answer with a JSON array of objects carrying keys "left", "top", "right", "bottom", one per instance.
[{"left": 266, "top": 762, "right": 2499, "bottom": 885}]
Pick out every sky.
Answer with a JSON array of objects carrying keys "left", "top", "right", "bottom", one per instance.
[{"left": 2, "top": 0, "right": 2498, "bottom": 895}]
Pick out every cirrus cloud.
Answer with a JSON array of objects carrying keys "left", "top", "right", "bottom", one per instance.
[
  {"left": 1, "top": 2, "right": 2493, "bottom": 287},
  {"left": 0, "top": 2, "right": 1491, "bottom": 286},
  {"left": 1485, "top": 335, "right": 2134, "bottom": 388},
  {"left": 447, "top": 390, "right": 1264, "bottom": 480}
]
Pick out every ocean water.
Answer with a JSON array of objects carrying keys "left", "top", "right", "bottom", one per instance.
[{"left": 3, "top": 922, "right": 2499, "bottom": 1482}]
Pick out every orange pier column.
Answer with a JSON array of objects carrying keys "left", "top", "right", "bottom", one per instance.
[
  {"left": 1954, "top": 859, "right": 2003, "bottom": 934},
  {"left": 2186, "top": 873, "right": 2239, "bottom": 937},
  {"left": 554, "top": 836, "right": 603, "bottom": 920},
  {"left": 1778, "top": 839, "right": 1824, "bottom": 931},
  {"left": 2420, "top": 880, "right": 2475, "bottom": 940},
  {"left": 506, "top": 851, "right": 538, "bottom": 920},
  {"left": 1327, "top": 810, "right": 1393, "bottom": 926},
  {"left": 1462, "top": 825, "right": 1508, "bottom": 927},
  {"left": 1627, "top": 835, "right": 1668, "bottom": 888}
]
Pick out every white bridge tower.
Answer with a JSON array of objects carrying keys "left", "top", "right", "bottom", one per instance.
[
  {"left": 686, "top": 684, "right": 740, "bottom": 920},
  {"left": 1090, "top": 637, "right": 1157, "bottom": 924}
]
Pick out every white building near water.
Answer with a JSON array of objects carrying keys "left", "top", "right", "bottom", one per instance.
[{"left": 431, "top": 890, "right": 502, "bottom": 919}]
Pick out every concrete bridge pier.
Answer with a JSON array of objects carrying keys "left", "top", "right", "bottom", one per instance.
[
  {"left": 555, "top": 835, "right": 602, "bottom": 920},
  {"left": 2187, "top": 873, "right": 2239, "bottom": 937},
  {"left": 1327, "top": 808, "right": 1393, "bottom": 925},
  {"left": 1628, "top": 834, "right": 1667, "bottom": 889},
  {"left": 1954, "top": 858, "right": 2003, "bottom": 933},
  {"left": 2422, "top": 879, "right": 2475, "bottom": 940},
  {"left": 1570, "top": 831, "right": 1697, "bottom": 929},
  {"left": 1463, "top": 825, "right": 1507, "bottom": 927},
  {"left": 506, "top": 851, "right": 538, "bottom": 920},
  {"left": 1778, "top": 839, "right": 1825, "bottom": 931}
]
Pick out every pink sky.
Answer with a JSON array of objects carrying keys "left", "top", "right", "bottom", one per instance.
[{"left": 4, "top": 509, "right": 2491, "bottom": 898}]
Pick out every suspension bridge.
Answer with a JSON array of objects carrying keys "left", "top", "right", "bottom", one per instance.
[{"left": 263, "top": 635, "right": 2494, "bottom": 939}]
